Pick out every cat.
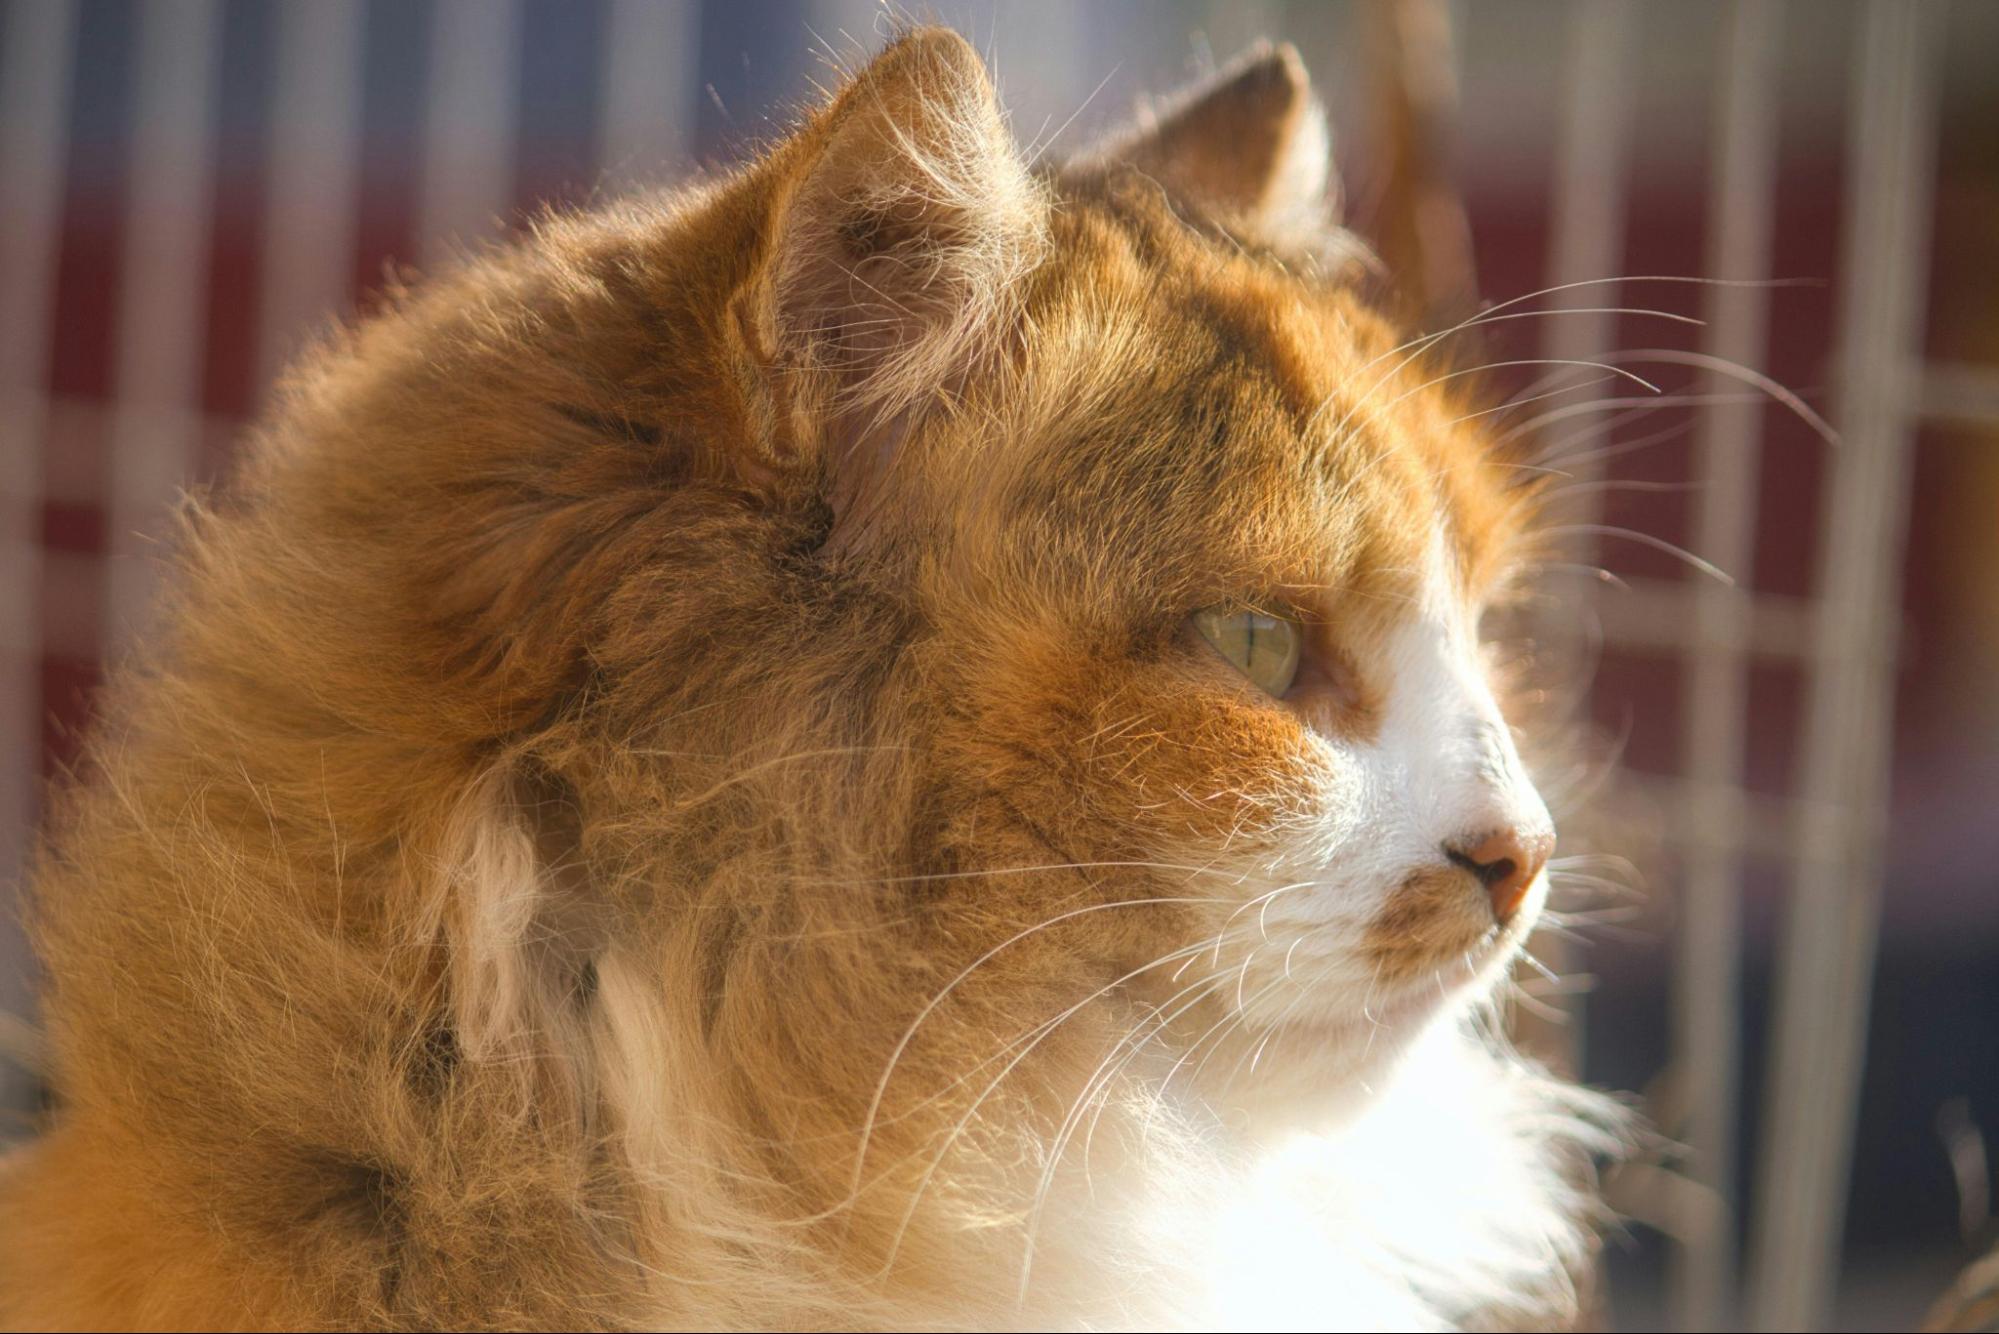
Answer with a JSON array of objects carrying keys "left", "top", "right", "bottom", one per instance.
[{"left": 0, "top": 29, "right": 1624, "bottom": 1332}]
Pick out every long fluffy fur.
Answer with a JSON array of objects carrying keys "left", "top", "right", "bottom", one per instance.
[{"left": 0, "top": 29, "right": 1622, "bottom": 1332}]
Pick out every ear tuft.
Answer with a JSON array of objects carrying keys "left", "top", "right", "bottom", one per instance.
[{"left": 1071, "top": 42, "right": 1345, "bottom": 259}]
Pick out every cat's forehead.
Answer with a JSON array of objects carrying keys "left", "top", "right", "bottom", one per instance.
[{"left": 992, "top": 185, "right": 1520, "bottom": 608}]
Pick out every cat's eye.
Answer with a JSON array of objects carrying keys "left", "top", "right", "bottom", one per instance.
[{"left": 1191, "top": 605, "right": 1303, "bottom": 698}]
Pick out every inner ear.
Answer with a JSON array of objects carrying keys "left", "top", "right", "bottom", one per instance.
[{"left": 1067, "top": 42, "right": 1342, "bottom": 255}]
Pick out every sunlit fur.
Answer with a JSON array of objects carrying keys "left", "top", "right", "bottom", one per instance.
[{"left": 0, "top": 31, "right": 1623, "bottom": 1331}]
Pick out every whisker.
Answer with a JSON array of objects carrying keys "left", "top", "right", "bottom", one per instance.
[
  {"left": 796, "top": 857, "right": 1248, "bottom": 890},
  {"left": 1368, "top": 357, "right": 1664, "bottom": 424},
  {"left": 1444, "top": 305, "right": 1708, "bottom": 351},
  {"left": 848, "top": 892, "right": 1229, "bottom": 1204},
  {"left": 1509, "top": 987, "right": 1574, "bottom": 1025},
  {"left": 1312, "top": 274, "right": 1805, "bottom": 441},
  {"left": 1599, "top": 347, "right": 1837, "bottom": 446},
  {"left": 1518, "top": 949, "right": 1564, "bottom": 986},
  {"left": 1018, "top": 969, "right": 1238, "bottom": 1302},
  {"left": 1544, "top": 905, "right": 1647, "bottom": 927},
  {"left": 1023, "top": 61, "right": 1122, "bottom": 165},
  {"left": 873, "top": 938, "right": 1226, "bottom": 1274},
  {"left": 1209, "top": 965, "right": 1318, "bottom": 1097},
  {"left": 1550, "top": 852, "right": 1642, "bottom": 875},
  {"left": 1072, "top": 963, "right": 1237, "bottom": 1183},
  {"left": 1513, "top": 964, "right": 1598, "bottom": 998},
  {"left": 1526, "top": 416, "right": 1702, "bottom": 477},
  {"left": 1497, "top": 390, "right": 1768, "bottom": 452},
  {"left": 1528, "top": 561, "right": 1633, "bottom": 594},
  {"left": 1448, "top": 372, "right": 1620, "bottom": 426},
  {"left": 1543, "top": 523, "right": 1736, "bottom": 586},
  {"left": 1539, "top": 477, "right": 1704, "bottom": 500}
]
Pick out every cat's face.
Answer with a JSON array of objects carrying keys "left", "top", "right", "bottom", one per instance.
[
  {"left": 708, "top": 34, "right": 1555, "bottom": 1113},
  {"left": 901, "top": 190, "right": 1552, "bottom": 1108}
]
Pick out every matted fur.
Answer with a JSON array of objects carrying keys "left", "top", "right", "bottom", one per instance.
[{"left": 0, "top": 30, "right": 1623, "bottom": 1332}]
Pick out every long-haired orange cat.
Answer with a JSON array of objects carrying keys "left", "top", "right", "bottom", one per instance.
[{"left": 0, "top": 31, "right": 1622, "bottom": 1331}]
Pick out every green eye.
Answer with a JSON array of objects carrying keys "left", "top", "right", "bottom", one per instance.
[{"left": 1191, "top": 605, "right": 1302, "bottom": 698}]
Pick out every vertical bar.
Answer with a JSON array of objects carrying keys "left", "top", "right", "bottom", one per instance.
[
  {"left": 257, "top": 0, "right": 366, "bottom": 391},
  {"left": 1536, "top": 0, "right": 1638, "bottom": 634},
  {"left": 1527, "top": 0, "right": 1638, "bottom": 1074},
  {"left": 1748, "top": 3, "right": 1943, "bottom": 1328},
  {"left": 0, "top": 0, "right": 79, "bottom": 1113},
  {"left": 416, "top": 0, "right": 523, "bottom": 270},
  {"left": 1675, "top": 3, "right": 1782, "bottom": 1328},
  {"left": 599, "top": 0, "right": 701, "bottom": 189},
  {"left": 103, "top": 1, "right": 222, "bottom": 647},
  {"left": 1541, "top": 0, "right": 1637, "bottom": 395}
]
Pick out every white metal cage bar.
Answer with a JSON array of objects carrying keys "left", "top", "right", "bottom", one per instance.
[
  {"left": 1528, "top": 0, "right": 1639, "bottom": 1087},
  {"left": 1749, "top": 2, "right": 1946, "bottom": 1328},
  {"left": 1674, "top": 3, "right": 1782, "bottom": 1328}
]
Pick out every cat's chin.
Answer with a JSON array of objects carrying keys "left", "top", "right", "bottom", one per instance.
[
  {"left": 1205, "top": 929, "right": 1534, "bottom": 1132},
  {"left": 1190, "top": 989, "right": 1470, "bottom": 1134}
]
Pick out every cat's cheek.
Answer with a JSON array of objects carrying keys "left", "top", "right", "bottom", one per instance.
[{"left": 966, "top": 640, "right": 1330, "bottom": 856}]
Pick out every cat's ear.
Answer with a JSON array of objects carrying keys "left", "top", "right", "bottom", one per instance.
[
  {"left": 1070, "top": 42, "right": 1342, "bottom": 254},
  {"left": 741, "top": 28, "right": 1045, "bottom": 529}
]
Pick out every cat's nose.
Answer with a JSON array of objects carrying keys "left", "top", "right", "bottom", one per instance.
[{"left": 1444, "top": 827, "right": 1554, "bottom": 925}]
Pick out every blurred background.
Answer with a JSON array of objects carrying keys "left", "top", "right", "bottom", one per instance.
[{"left": 1, "top": 1, "right": 1994, "bottom": 1330}]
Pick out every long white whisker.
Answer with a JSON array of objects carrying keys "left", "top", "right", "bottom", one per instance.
[
  {"left": 874, "top": 938, "right": 1225, "bottom": 1275},
  {"left": 1449, "top": 373, "right": 1619, "bottom": 426},
  {"left": 1543, "top": 523, "right": 1736, "bottom": 585},
  {"left": 1599, "top": 347, "right": 1837, "bottom": 446},
  {"left": 849, "top": 892, "right": 1227, "bottom": 1202},
  {"left": 1497, "top": 390, "right": 1768, "bottom": 451},
  {"left": 1369, "top": 358, "right": 1663, "bottom": 426},
  {"left": 1312, "top": 274, "right": 1803, "bottom": 441}
]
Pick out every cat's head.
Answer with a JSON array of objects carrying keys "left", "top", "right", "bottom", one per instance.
[
  {"left": 410, "top": 29, "right": 1556, "bottom": 1181},
  {"left": 657, "top": 31, "right": 1551, "bottom": 1097}
]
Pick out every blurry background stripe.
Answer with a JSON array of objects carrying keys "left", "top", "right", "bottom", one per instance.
[
  {"left": 2, "top": 3, "right": 1997, "bottom": 1329},
  {"left": 1678, "top": 4, "right": 1782, "bottom": 1324},
  {"left": 600, "top": 0, "right": 699, "bottom": 186},
  {"left": 103, "top": 0, "right": 218, "bottom": 641},
  {"left": 257, "top": 0, "right": 365, "bottom": 389},
  {"left": 1755, "top": 5, "right": 1948, "bottom": 1327},
  {"left": 417, "top": 0, "right": 520, "bottom": 269},
  {"left": 0, "top": 0, "right": 74, "bottom": 1107}
]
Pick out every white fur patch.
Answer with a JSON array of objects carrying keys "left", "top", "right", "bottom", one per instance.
[
  {"left": 1084, "top": 534, "right": 1608, "bottom": 1330},
  {"left": 1213, "top": 532, "right": 1554, "bottom": 1050}
]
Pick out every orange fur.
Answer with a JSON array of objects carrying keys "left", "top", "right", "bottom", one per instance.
[{"left": 1, "top": 31, "right": 1613, "bottom": 1331}]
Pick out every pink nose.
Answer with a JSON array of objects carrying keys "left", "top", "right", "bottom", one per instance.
[{"left": 1445, "top": 828, "right": 1554, "bottom": 925}]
